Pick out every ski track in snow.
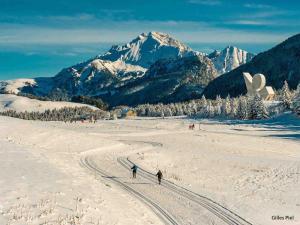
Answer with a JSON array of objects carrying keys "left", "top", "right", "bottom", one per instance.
[{"left": 80, "top": 140, "right": 253, "bottom": 225}]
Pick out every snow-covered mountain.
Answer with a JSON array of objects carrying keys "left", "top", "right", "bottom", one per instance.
[
  {"left": 208, "top": 46, "right": 254, "bottom": 75},
  {"left": 100, "top": 31, "right": 197, "bottom": 68},
  {"left": 1, "top": 31, "right": 258, "bottom": 107},
  {"left": 1, "top": 32, "right": 207, "bottom": 102}
]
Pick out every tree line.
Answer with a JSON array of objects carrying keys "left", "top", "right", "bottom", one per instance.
[
  {"left": 1, "top": 81, "right": 300, "bottom": 121},
  {"left": 0, "top": 107, "right": 108, "bottom": 122},
  {"left": 133, "top": 81, "right": 299, "bottom": 120}
]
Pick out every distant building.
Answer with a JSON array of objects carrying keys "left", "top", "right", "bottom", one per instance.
[{"left": 121, "top": 109, "right": 137, "bottom": 119}]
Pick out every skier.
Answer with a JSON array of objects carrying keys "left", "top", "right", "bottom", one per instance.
[
  {"left": 156, "top": 170, "right": 163, "bottom": 185},
  {"left": 131, "top": 164, "right": 138, "bottom": 178}
]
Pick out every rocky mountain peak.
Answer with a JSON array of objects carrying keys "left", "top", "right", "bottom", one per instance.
[
  {"left": 208, "top": 46, "right": 254, "bottom": 75},
  {"left": 100, "top": 31, "right": 194, "bottom": 68}
]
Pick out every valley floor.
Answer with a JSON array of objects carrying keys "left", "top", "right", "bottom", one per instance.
[{"left": 0, "top": 115, "right": 299, "bottom": 225}]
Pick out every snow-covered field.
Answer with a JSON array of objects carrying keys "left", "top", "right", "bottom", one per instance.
[
  {"left": 0, "top": 94, "right": 97, "bottom": 112},
  {"left": 0, "top": 115, "right": 299, "bottom": 225}
]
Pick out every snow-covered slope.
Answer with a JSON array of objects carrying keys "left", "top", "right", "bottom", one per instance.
[
  {"left": 0, "top": 94, "right": 97, "bottom": 112},
  {"left": 208, "top": 46, "right": 254, "bottom": 75},
  {"left": 0, "top": 79, "right": 36, "bottom": 94},
  {"left": 100, "top": 31, "right": 197, "bottom": 68},
  {"left": 74, "top": 59, "right": 146, "bottom": 82}
]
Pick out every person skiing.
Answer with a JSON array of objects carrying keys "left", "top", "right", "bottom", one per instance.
[
  {"left": 156, "top": 170, "right": 163, "bottom": 185},
  {"left": 131, "top": 164, "right": 138, "bottom": 178}
]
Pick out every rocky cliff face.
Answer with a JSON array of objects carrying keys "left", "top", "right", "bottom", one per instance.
[
  {"left": 100, "top": 55, "right": 217, "bottom": 106},
  {"left": 208, "top": 46, "right": 254, "bottom": 75}
]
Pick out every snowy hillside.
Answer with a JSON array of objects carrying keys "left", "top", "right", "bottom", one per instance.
[
  {"left": 0, "top": 79, "right": 36, "bottom": 94},
  {"left": 100, "top": 31, "right": 197, "bottom": 68},
  {"left": 208, "top": 46, "right": 254, "bottom": 75},
  {"left": 0, "top": 94, "right": 97, "bottom": 112}
]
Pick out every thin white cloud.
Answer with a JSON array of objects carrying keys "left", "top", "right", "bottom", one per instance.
[
  {"left": 244, "top": 3, "right": 273, "bottom": 9},
  {"left": 242, "top": 10, "right": 292, "bottom": 19},
  {"left": 234, "top": 8, "right": 296, "bottom": 26},
  {"left": 0, "top": 20, "right": 292, "bottom": 45},
  {"left": 40, "top": 13, "right": 95, "bottom": 22},
  {"left": 188, "top": 0, "right": 221, "bottom": 6},
  {"left": 227, "top": 18, "right": 300, "bottom": 28},
  {"left": 227, "top": 20, "right": 274, "bottom": 26}
]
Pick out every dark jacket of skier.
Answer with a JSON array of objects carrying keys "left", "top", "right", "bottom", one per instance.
[
  {"left": 156, "top": 170, "right": 163, "bottom": 185},
  {"left": 131, "top": 165, "right": 138, "bottom": 178}
]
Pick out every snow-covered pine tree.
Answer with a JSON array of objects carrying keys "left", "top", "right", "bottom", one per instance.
[
  {"left": 230, "top": 98, "right": 238, "bottom": 118},
  {"left": 201, "top": 95, "right": 207, "bottom": 106},
  {"left": 163, "top": 106, "right": 173, "bottom": 117},
  {"left": 292, "top": 83, "right": 300, "bottom": 116},
  {"left": 207, "top": 101, "right": 215, "bottom": 118},
  {"left": 175, "top": 103, "right": 184, "bottom": 116},
  {"left": 136, "top": 105, "right": 146, "bottom": 116},
  {"left": 221, "top": 95, "right": 231, "bottom": 117},
  {"left": 189, "top": 100, "right": 198, "bottom": 115},
  {"left": 236, "top": 96, "right": 248, "bottom": 120},
  {"left": 199, "top": 95, "right": 208, "bottom": 117},
  {"left": 280, "top": 80, "right": 292, "bottom": 109},
  {"left": 250, "top": 94, "right": 269, "bottom": 120},
  {"left": 169, "top": 103, "right": 176, "bottom": 116},
  {"left": 215, "top": 95, "right": 222, "bottom": 116}
]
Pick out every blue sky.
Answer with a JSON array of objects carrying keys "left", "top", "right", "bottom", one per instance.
[{"left": 0, "top": 0, "right": 299, "bottom": 80}]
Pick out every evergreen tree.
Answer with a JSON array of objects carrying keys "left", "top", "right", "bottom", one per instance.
[
  {"left": 230, "top": 98, "right": 238, "bottom": 118},
  {"left": 215, "top": 95, "right": 222, "bottom": 116},
  {"left": 189, "top": 100, "right": 197, "bottom": 115},
  {"left": 280, "top": 80, "right": 292, "bottom": 109},
  {"left": 163, "top": 107, "right": 173, "bottom": 117},
  {"left": 250, "top": 94, "right": 269, "bottom": 119},
  {"left": 292, "top": 83, "right": 300, "bottom": 116},
  {"left": 221, "top": 95, "right": 231, "bottom": 117},
  {"left": 175, "top": 104, "right": 184, "bottom": 116},
  {"left": 207, "top": 101, "right": 215, "bottom": 118},
  {"left": 236, "top": 96, "right": 248, "bottom": 120},
  {"left": 199, "top": 95, "right": 208, "bottom": 117}
]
